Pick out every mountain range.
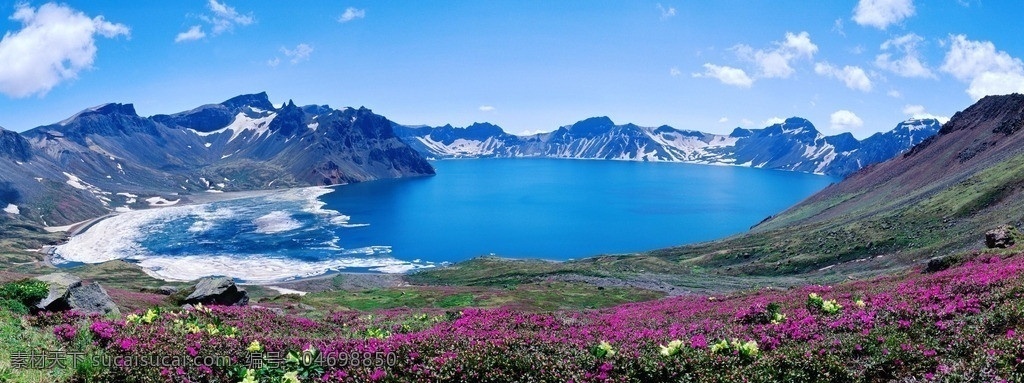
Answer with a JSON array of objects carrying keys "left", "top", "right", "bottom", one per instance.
[
  {"left": 0, "top": 92, "right": 433, "bottom": 225},
  {"left": 0, "top": 91, "right": 940, "bottom": 227},
  {"left": 394, "top": 116, "right": 941, "bottom": 177}
]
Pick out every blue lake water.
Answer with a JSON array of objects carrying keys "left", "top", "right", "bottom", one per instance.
[
  {"left": 323, "top": 159, "right": 835, "bottom": 262},
  {"left": 54, "top": 158, "right": 837, "bottom": 282}
]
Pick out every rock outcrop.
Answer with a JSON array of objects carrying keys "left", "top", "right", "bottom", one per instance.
[
  {"left": 184, "top": 277, "right": 249, "bottom": 306},
  {"left": 34, "top": 273, "right": 119, "bottom": 315},
  {"left": 985, "top": 225, "right": 1017, "bottom": 249}
]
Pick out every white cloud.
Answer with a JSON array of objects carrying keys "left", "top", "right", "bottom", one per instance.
[
  {"left": 718, "top": 117, "right": 729, "bottom": 123},
  {"left": 733, "top": 31, "right": 818, "bottom": 79},
  {"left": 692, "top": 63, "right": 753, "bottom": 88},
  {"left": 748, "top": 49, "right": 793, "bottom": 78},
  {"left": 175, "top": 25, "right": 206, "bottom": 43},
  {"left": 266, "top": 57, "right": 280, "bottom": 68},
  {"left": 478, "top": 105, "right": 495, "bottom": 112},
  {"left": 940, "top": 35, "right": 1024, "bottom": 100},
  {"left": 206, "top": 0, "right": 253, "bottom": 34},
  {"left": 782, "top": 31, "right": 818, "bottom": 57},
  {"left": 940, "top": 35, "right": 1021, "bottom": 80},
  {"left": 965, "top": 72, "right": 1024, "bottom": 101},
  {"left": 669, "top": 67, "right": 681, "bottom": 77},
  {"left": 517, "top": 129, "right": 551, "bottom": 136},
  {"left": 281, "top": 44, "right": 313, "bottom": 64},
  {"left": 902, "top": 104, "right": 925, "bottom": 115},
  {"left": 763, "top": 117, "right": 785, "bottom": 126},
  {"left": 657, "top": 3, "right": 676, "bottom": 19},
  {"left": 832, "top": 19, "right": 845, "bottom": 36},
  {"left": 814, "top": 62, "right": 873, "bottom": 92},
  {"left": 887, "top": 89, "right": 902, "bottom": 98},
  {"left": 700, "top": 31, "right": 817, "bottom": 88},
  {"left": 875, "top": 33, "right": 934, "bottom": 78},
  {"left": 339, "top": 7, "right": 366, "bottom": 23},
  {"left": 0, "top": 3, "right": 129, "bottom": 98},
  {"left": 902, "top": 104, "right": 949, "bottom": 124},
  {"left": 179, "top": 0, "right": 253, "bottom": 42},
  {"left": 829, "top": 110, "right": 864, "bottom": 131},
  {"left": 852, "top": 0, "right": 915, "bottom": 30}
]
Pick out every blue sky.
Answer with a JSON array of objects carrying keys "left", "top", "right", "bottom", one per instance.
[{"left": 0, "top": 1, "right": 1022, "bottom": 138}]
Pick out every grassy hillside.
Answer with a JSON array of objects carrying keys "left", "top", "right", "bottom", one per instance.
[{"left": 0, "top": 217, "right": 63, "bottom": 274}]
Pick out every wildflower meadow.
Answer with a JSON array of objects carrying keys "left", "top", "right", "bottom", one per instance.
[{"left": 13, "top": 252, "right": 1024, "bottom": 382}]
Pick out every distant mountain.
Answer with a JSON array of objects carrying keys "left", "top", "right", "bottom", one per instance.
[
  {"left": 1, "top": 92, "right": 434, "bottom": 225},
  {"left": 394, "top": 117, "right": 941, "bottom": 177},
  {"left": 819, "top": 118, "right": 943, "bottom": 177},
  {"left": 761, "top": 94, "right": 1024, "bottom": 235},
  {"left": 643, "top": 93, "right": 1024, "bottom": 279}
]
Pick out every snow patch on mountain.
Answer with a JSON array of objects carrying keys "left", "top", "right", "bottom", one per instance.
[
  {"left": 191, "top": 112, "right": 278, "bottom": 142},
  {"left": 146, "top": 197, "right": 180, "bottom": 207}
]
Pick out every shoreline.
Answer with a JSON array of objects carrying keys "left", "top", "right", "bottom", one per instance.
[
  {"left": 46, "top": 187, "right": 297, "bottom": 234},
  {"left": 428, "top": 155, "right": 839, "bottom": 177},
  {"left": 48, "top": 185, "right": 430, "bottom": 286}
]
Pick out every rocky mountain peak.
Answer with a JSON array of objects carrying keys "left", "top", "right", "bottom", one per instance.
[
  {"left": 824, "top": 132, "right": 859, "bottom": 152},
  {"left": 465, "top": 122, "right": 504, "bottom": 135},
  {"left": 64, "top": 103, "right": 139, "bottom": 122},
  {"left": 0, "top": 127, "right": 32, "bottom": 162},
  {"left": 939, "top": 94, "right": 1024, "bottom": 136},
  {"left": 221, "top": 92, "right": 275, "bottom": 111},
  {"left": 571, "top": 116, "right": 615, "bottom": 130},
  {"left": 783, "top": 117, "right": 813, "bottom": 126},
  {"left": 729, "top": 127, "right": 753, "bottom": 138}
]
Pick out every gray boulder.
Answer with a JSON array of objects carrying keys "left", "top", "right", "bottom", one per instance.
[
  {"left": 985, "top": 225, "right": 1016, "bottom": 249},
  {"left": 184, "top": 277, "right": 248, "bottom": 306},
  {"left": 33, "top": 273, "right": 119, "bottom": 315},
  {"left": 67, "top": 283, "right": 120, "bottom": 316},
  {"left": 35, "top": 273, "right": 82, "bottom": 311},
  {"left": 157, "top": 286, "right": 179, "bottom": 295}
]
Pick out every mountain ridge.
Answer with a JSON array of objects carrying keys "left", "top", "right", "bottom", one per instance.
[
  {"left": 0, "top": 93, "right": 435, "bottom": 225},
  {"left": 394, "top": 116, "right": 941, "bottom": 177}
]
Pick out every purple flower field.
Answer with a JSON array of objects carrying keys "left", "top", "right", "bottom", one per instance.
[{"left": 33, "top": 253, "right": 1024, "bottom": 382}]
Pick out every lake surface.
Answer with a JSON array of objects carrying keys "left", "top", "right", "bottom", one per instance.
[
  {"left": 325, "top": 159, "right": 836, "bottom": 263},
  {"left": 53, "top": 159, "right": 836, "bottom": 282}
]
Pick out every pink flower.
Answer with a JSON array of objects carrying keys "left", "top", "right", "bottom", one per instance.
[
  {"left": 689, "top": 334, "right": 707, "bottom": 349},
  {"left": 89, "top": 321, "right": 116, "bottom": 340},
  {"left": 369, "top": 369, "right": 386, "bottom": 381},
  {"left": 53, "top": 324, "right": 77, "bottom": 342},
  {"left": 117, "top": 337, "right": 137, "bottom": 351}
]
